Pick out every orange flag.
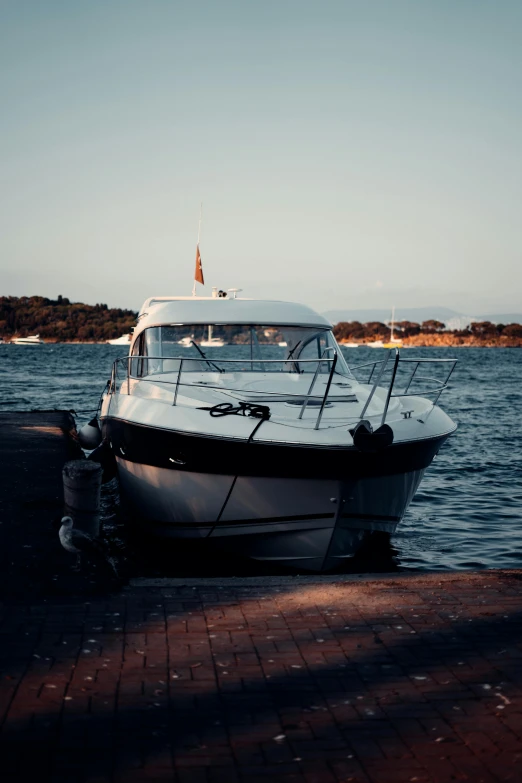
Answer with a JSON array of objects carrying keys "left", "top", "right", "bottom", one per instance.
[{"left": 194, "top": 244, "right": 204, "bottom": 285}]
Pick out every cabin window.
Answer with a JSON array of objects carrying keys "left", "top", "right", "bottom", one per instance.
[
  {"left": 292, "top": 331, "right": 333, "bottom": 373},
  {"left": 131, "top": 324, "right": 352, "bottom": 378}
]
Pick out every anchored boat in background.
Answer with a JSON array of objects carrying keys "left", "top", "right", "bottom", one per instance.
[
  {"left": 199, "top": 324, "right": 225, "bottom": 348},
  {"left": 107, "top": 334, "right": 133, "bottom": 346},
  {"left": 382, "top": 306, "right": 403, "bottom": 349},
  {"left": 97, "top": 291, "right": 457, "bottom": 572},
  {"left": 367, "top": 306, "right": 403, "bottom": 349},
  {"left": 12, "top": 334, "right": 44, "bottom": 345}
]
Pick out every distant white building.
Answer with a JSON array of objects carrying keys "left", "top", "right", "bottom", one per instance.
[{"left": 446, "top": 316, "right": 475, "bottom": 330}]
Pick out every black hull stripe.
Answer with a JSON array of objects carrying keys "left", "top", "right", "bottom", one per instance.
[
  {"left": 105, "top": 418, "right": 453, "bottom": 479},
  {"left": 136, "top": 512, "right": 336, "bottom": 529},
  {"left": 341, "top": 511, "right": 401, "bottom": 522}
]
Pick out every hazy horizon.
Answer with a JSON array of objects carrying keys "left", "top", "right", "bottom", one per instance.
[{"left": 1, "top": 1, "right": 521, "bottom": 315}]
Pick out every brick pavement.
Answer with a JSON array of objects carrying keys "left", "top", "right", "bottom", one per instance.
[{"left": 1, "top": 571, "right": 522, "bottom": 783}]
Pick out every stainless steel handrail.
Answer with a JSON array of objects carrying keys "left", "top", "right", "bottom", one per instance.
[
  {"left": 350, "top": 357, "right": 457, "bottom": 370},
  {"left": 110, "top": 351, "right": 457, "bottom": 428},
  {"left": 173, "top": 358, "right": 183, "bottom": 406},
  {"left": 315, "top": 350, "right": 338, "bottom": 430},
  {"left": 387, "top": 357, "right": 458, "bottom": 363},
  {"left": 358, "top": 351, "right": 392, "bottom": 419},
  {"left": 114, "top": 357, "right": 346, "bottom": 396},
  {"left": 120, "top": 356, "right": 339, "bottom": 365},
  {"left": 350, "top": 352, "right": 457, "bottom": 423},
  {"left": 426, "top": 361, "right": 457, "bottom": 409},
  {"left": 112, "top": 356, "right": 340, "bottom": 392},
  {"left": 403, "top": 361, "right": 419, "bottom": 394},
  {"left": 109, "top": 363, "right": 116, "bottom": 394},
  {"left": 111, "top": 353, "right": 347, "bottom": 429},
  {"left": 380, "top": 350, "right": 400, "bottom": 426},
  {"left": 349, "top": 360, "right": 386, "bottom": 370},
  {"left": 298, "top": 347, "right": 335, "bottom": 420}
]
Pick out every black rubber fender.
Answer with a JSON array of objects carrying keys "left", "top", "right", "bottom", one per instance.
[
  {"left": 88, "top": 440, "right": 118, "bottom": 483},
  {"left": 352, "top": 420, "right": 394, "bottom": 452}
]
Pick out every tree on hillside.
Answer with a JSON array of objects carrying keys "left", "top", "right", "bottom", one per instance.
[
  {"left": 421, "top": 320, "right": 446, "bottom": 332},
  {"left": 502, "top": 323, "right": 522, "bottom": 338},
  {"left": 0, "top": 296, "right": 137, "bottom": 341},
  {"left": 363, "top": 321, "right": 387, "bottom": 338},
  {"left": 470, "top": 321, "right": 499, "bottom": 337},
  {"left": 333, "top": 321, "right": 366, "bottom": 340},
  {"left": 394, "top": 320, "right": 421, "bottom": 336}
]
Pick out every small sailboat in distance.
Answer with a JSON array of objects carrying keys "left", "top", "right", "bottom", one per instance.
[
  {"left": 200, "top": 324, "right": 225, "bottom": 348},
  {"left": 382, "top": 306, "right": 403, "bottom": 349}
]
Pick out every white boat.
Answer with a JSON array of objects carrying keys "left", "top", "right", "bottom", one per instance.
[
  {"left": 12, "top": 334, "right": 44, "bottom": 345},
  {"left": 99, "top": 294, "right": 457, "bottom": 572},
  {"left": 107, "top": 334, "right": 132, "bottom": 346},
  {"left": 199, "top": 325, "right": 225, "bottom": 348}
]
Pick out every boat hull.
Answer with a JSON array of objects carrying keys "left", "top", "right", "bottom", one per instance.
[
  {"left": 107, "top": 419, "right": 444, "bottom": 571},
  {"left": 104, "top": 418, "right": 448, "bottom": 479}
]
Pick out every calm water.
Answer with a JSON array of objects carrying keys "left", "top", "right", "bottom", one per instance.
[{"left": 1, "top": 343, "right": 521, "bottom": 572}]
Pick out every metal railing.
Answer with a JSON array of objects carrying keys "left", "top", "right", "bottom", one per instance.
[
  {"left": 108, "top": 349, "right": 457, "bottom": 429},
  {"left": 297, "top": 347, "right": 338, "bottom": 429},
  {"left": 110, "top": 353, "right": 343, "bottom": 430},
  {"left": 350, "top": 350, "right": 458, "bottom": 423}
]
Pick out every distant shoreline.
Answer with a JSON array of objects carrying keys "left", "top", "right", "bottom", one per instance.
[
  {"left": 2, "top": 338, "right": 521, "bottom": 348},
  {"left": 2, "top": 296, "right": 521, "bottom": 347},
  {"left": 338, "top": 336, "right": 522, "bottom": 348}
]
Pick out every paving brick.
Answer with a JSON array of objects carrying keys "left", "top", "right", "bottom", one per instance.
[{"left": 1, "top": 572, "right": 522, "bottom": 782}]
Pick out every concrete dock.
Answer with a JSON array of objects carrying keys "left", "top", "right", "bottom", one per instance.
[
  {"left": 0, "top": 411, "right": 83, "bottom": 598},
  {"left": 0, "top": 412, "right": 521, "bottom": 782}
]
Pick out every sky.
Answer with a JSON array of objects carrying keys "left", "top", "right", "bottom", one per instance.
[{"left": 1, "top": 0, "right": 521, "bottom": 316}]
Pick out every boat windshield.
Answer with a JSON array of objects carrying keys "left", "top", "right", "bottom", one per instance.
[{"left": 131, "top": 324, "right": 352, "bottom": 377}]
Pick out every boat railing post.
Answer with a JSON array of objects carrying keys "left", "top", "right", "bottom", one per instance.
[
  {"left": 110, "top": 361, "right": 117, "bottom": 394},
  {"left": 314, "top": 351, "right": 338, "bottom": 430},
  {"left": 403, "top": 361, "right": 420, "bottom": 394},
  {"left": 367, "top": 361, "right": 378, "bottom": 384},
  {"left": 126, "top": 356, "right": 130, "bottom": 394},
  {"left": 298, "top": 347, "right": 333, "bottom": 420},
  {"left": 359, "top": 350, "right": 392, "bottom": 420},
  {"left": 173, "top": 359, "right": 183, "bottom": 406},
  {"left": 430, "top": 359, "right": 457, "bottom": 409},
  {"left": 380, "top": 349, "right": 400, "bottom": 426}
]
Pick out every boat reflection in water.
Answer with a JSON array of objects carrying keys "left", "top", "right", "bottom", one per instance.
[{"left": 98, "top": 293, "right": 457, "bottom": 573}]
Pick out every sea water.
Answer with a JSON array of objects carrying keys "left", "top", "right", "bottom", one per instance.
[{"left": 0, "top": 343, "right": 521, "bottom": 571}]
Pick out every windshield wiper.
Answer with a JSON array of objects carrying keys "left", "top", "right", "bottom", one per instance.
[
  {"left": 285, "top": 340, "right": 303, "bottom": 373},
  {"left": 190, "top": 341, "right": 224, "bottom": 373}
]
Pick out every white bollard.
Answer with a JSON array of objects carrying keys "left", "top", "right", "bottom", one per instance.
[{"left": 62, "top": 460, "right": 103, "bottom": 538}]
